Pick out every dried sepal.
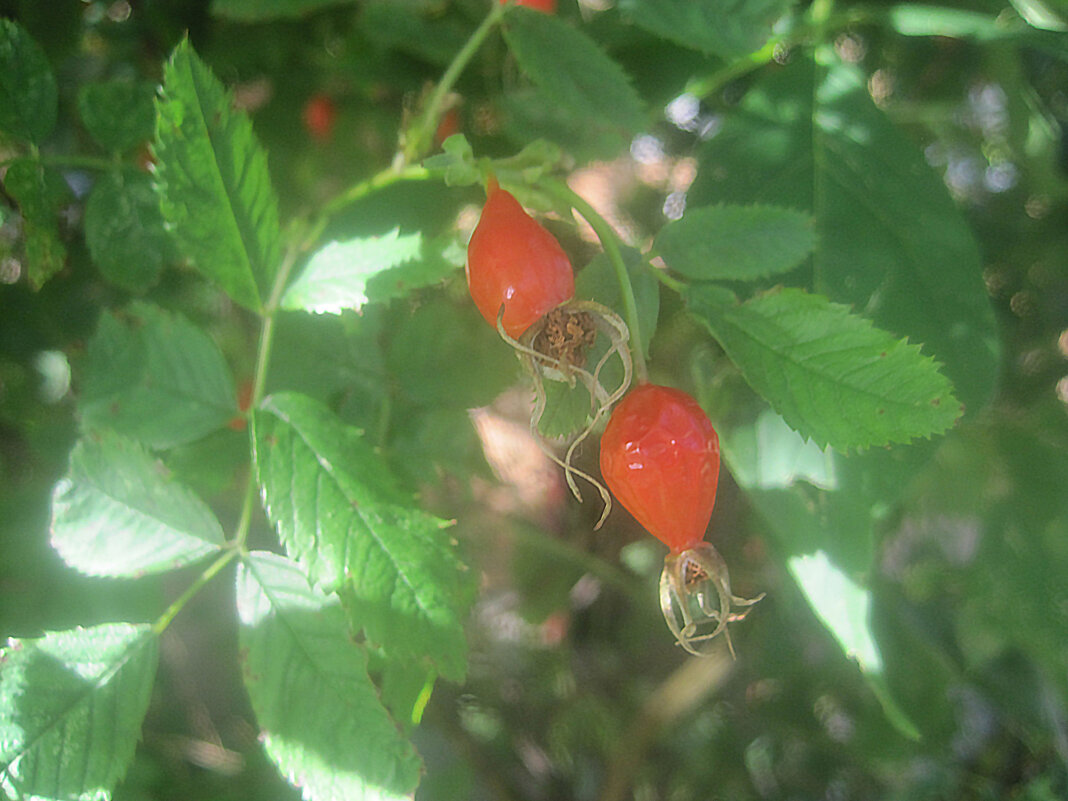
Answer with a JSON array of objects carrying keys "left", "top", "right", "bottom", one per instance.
[
  {"left": 659, "top": 543, "right": 765, "bottom": 658},
  {"left": 496, "top": 299, "right": 632, "bottom": 527}
]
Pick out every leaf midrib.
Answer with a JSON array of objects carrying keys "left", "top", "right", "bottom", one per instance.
[
  {"left": 0, "top": 628, "right": 155, "bottom": 791},
  {"left": 175, "top": 46, "right": 261, "bottom": 309}
]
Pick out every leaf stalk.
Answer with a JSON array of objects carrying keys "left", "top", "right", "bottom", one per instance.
[{"left": 542, "top": 178, "right": 650, "bottom": 383}]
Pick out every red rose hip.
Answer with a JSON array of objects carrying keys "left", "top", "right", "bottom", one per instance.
[
  {"left": 600, "top": 383, "right": 763, "bottom": 657},
  {"left": 599, "top": 383, "right": 720, "bottom": 553},
  {"left": 465, "top": 179, "right": 574, "bottom": 339}
]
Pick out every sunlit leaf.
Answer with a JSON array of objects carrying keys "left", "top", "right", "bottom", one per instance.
[
  {"left": 0, "top": 19, "right": 57, "bottom": 144},
  {"left": 79, "top": 302, "right": 238, "bottom": 449},
  {"left": 154, "top": 38, "right": 281, "bottom": 312},
  {"left": 236, "top": 552, "right": 421, "bottom": 801},
  {"left": 365, "top": 234, "right": 463, "bottom": 304},
  {"left": 689, "top": 52, "right": 999, "bottom": 413},
  {"left": 687, "top": 285, "right": 961, "bottom": 450},
  {"left": 282, "top": 229, "right": 424, "bottom": 314},
  {"left": 722, "top": 408, "right": 837, "bottom": 492},
  {"left": 253, "top": 392, "right": 474, "bottom": 680},
  {"left": 655, "top": 204, "right": 816, "bottom": 282},
  {"left": 50, "top": 431, "right": 225, "bottom": 577},
  {"left": 0, "top": 624, "right": 159, "bottom": 801},
  {"left": 788, "top": 551, "right": 921, "bottom": 740}
]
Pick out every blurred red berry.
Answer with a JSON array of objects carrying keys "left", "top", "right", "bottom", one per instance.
[
  {"left": 302, "top": 94, "right": 336, "bottom": 142},
  {"left": 499, "top": 0, "right": 556, "bottom": 11}
]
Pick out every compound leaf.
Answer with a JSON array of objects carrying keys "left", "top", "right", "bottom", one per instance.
[
  {"left": 0, "top": 624, "right": 159, "bottom": 801},
  {"left": 687, "top": 285, "right": 961, "bottom": 450},
  {"left": 79, "top": 302, "right": 238, "bottom": 449},
  {"left": 236, "top": 552, "right": 421, "bottom": 801},
  {"left": 154, "top": 38, "right": 281, "bottom": 312},
  {"left": 50, "top": 431, "right": 225, "bottom": 577},
  {"left": 253, "top": 392, "right": 473, "bottom": 681},
  {"left": 689, "top": 53, "right": 999, "bottom": 414}
]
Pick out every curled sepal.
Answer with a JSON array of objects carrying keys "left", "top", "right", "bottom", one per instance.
[
  {"left": 660, "top": 543, "right": 765, "bottom": 658},
  {"left": 497, "top": 299, "right": 632, "bottom": 528}
]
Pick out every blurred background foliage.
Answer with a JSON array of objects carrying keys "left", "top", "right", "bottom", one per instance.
[{"left": 1, "top": 0, "right": 1067, "bottom": 799}]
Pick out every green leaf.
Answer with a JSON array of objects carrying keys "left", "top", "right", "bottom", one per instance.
[
  {"left": 50, "top": 431, "right": 225, "bottom": 577},
  {"left": 359, "top": 1, "right": 471, "bottom": 67},
  {"left": 236, "top": 552, "right": 421, "bottom": 801},
  {"left": 787, "top": 551, "right": 921, "bottom": 740},
  {"left": 0, "top": 623, "right": 159, "bottom": 801},
  {"left": 0, "top": 19, "right": 57, "bottom": 144},
  {"left": 386, "top": 298, "right": 517, "bottom": 410},
  {"left": 655, "top": 204, "right": 816, "bottom": 282},
  {"left": 211, "top": 0, "right": 357, "bottom": 20},
  {"left": 365, "top": 234, "right": 464, "bottom": 304},
  {"left": 617, "top": 0, "right": 788, "bottom": 58},
  {"left": 687, "top": 285, "right": 961, "bottom": 450},
  {"left": 537, "top": 379, "right": 593, "bottom": 440},
  {"left": 723, "top": 408, "right": 837, "bottom": 493},
  {"left": 372, "top": 654, "right": 435, "bottom": 731},
  {"left": 500, "top": 87, "right": 630, "bottom": 164},
  {"left": 2, "top": 158, "right": 70, "bottom": 289},
  {"left": 282, "top": 229, "right": 424, "bottom": 314},
  {"left": 502, "top": 8, "right": 645, "bottom": 139},
  {"left": 689, "top": 53, "right": 999, "bottom": 414},
  {"left": 253, "top": 392, "right": 474, "bottom": 680},
  {"left": 153, "top": 38, "right": 282, "bottom": 312},
  {"left": 422, "top": 133, "right": 482, "bottom": 188},
  {"left": 265, "top": 310, "right": 387, "bottom": 413},
  {"left": 85, "top": 171, "right": 170, "bottom": 292},
  {"left": 575, "top": 246, "right": 659, "bottom": 355},
  {"left": 77, "top": 81, "right": 157, "bottom": 152},
  {"left": 80, "top": 302, "right": 238, "bottom": 449}
]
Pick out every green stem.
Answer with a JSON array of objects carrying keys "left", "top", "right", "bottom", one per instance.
[
  {"left": 232, "top": 233, "right": 308, "bottom": 551},
  {"left": 644, "top": 255, "right": 687, "bottom": 294},
  {"left": 249, "top": 233, "right": 304, "bottom": 407},
  {"left": 321, "top": 163, "right": 430, "bottom": 221},
  {"left": 685, "top": 8, "right": 862, "bottom": 101},
  {"left": 542, "top": 178, "right": 649, "bottom": 383},
  {"left": 401, "top": 1, "right": 508, "bottom": 164},
  {"left": 152, "top": 549, "right": 239, "bottom": 635},
  {"left": 685, "top": 40, "right": 778, "bottom": 100}
]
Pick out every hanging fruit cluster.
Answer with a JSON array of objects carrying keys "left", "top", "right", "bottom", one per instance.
[
  {"left": 465, "top": 177, "right": 763, "bottom": 655},
  {"left": 466, "top": 178, "right": 631, "bottom": 524}
]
